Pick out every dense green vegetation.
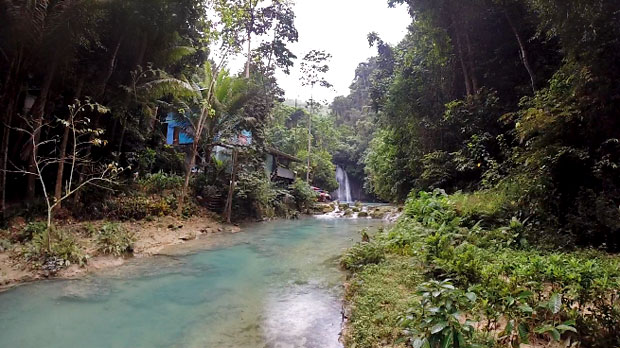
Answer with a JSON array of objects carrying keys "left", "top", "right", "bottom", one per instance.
[
  {"left": 0, "top": 1, "right": 315, "bottom": 217},
  {"left": 1, "top": 1, "right": 620, "bottom": 346},
  {"left": 343, "top": 190, "right": 620, "bottom": 347},
  {"left": 334, "top": 0, "right": 620, "bottom": 251},
  {"left": 0, "top": 0, "right": 327, "bottom": 270}
]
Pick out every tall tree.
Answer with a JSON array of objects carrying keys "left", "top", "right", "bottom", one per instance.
[{"left": 300, "top": 49, "right": 332, "bottom": 182}]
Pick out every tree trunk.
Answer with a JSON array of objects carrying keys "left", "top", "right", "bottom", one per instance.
[
  {"left": 465, "top": 32, "right": 479, "bottom": 94},
  {"left": 1, "top": 102, "right": 15, "bottom": 218},
  {"left": 0, "top": 49, "right": 23, "bottom": 218},
  {"left": 455, "top": 32, "right": 473, "bottom": 96},
  {"left": 26, "top": 53, "right": 60, "bottom": 201},
  {"left": 224, "top": 148, "right": 238, "bottom": 223},
  {"left": 98, "top": 34, "right": 123, "bottom": 98},
  {"left": 178, "top": 142, "right": 198, "bottom": 215},
  {"left": 71, "top": 32, "right": 124, "bottom": 209},
  {"left": 245, "top": 32, "right": 252, "bottom": 78},
  {"left": 306, "top": 106, "right": 312, "bottom": 183},
  {"left": 505, "top": 11, "right": 536, "bottom": 93},
  {"left": 135, "top": 31, "right": 148, "bottom": 70},
  {"left": 117, "top": 114, "right": 127, "bottom": 155},
  {"left": 53, "top": 77, "right": 84, "bottom": 211}
]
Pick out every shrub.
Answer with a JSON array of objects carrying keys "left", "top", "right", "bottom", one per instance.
[
  {"left": 96, "top": 223, "right": 135, "bottom": 256},
  {"left": 290, "top": 178, "right": 316, "bottom": 211},
  {"left": 404, "top": 189, "right": 460, "bottom": 228},
  {"left": 134, "top": 146, "right": 185, "bottom": 176},
  {"left": 400, "top": 280, "right": 478, "bottom": 348},
  {"left": 15, "top": 221, "right": 47, "bottom": 243},
  {"left": 343, "top": 191, "right": 620, "bottom": 347},
  {"left": 0, "top": 237, "right": 11, "bottom": 252},
  {"left": 100, "top": 194, "right": 183, "bottom": 220},
  {"left": 51, "top": 234, "right": 86, "bottom": 267},
  {"left": 101, "top": 195, "right": 151, "bottom": 220},
  {"left": 21, "top": 228, "right": 86, "bottom": 270},
  {"left": 341, "top": 240, "right": 385, "bottom": 270},
  {"left": 419, "top": 150, "right": 456, "bottom": 189},
  {"left": 137, "top": 172, "right": 183, "bottom": 194}
]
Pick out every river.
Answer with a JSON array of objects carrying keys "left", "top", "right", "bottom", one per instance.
[{"left": 0, "top": 217, "right": 383, "bottom": 348}]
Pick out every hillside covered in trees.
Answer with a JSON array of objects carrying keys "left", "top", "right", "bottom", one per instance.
[
  {"left": 335, "top": 0, "right": 620, "bottom": 251},
  {"left": 1, "top": 0, "right": 620, "bottom": 347}
]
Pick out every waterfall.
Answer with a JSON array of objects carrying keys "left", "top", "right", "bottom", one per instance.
[{"left": 335, "top": 165, "right": 352, "bottom": 202}]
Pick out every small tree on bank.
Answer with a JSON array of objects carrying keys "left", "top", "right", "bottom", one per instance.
[{"left": 6, "top": 100, "right": 122, "bottom": 251}]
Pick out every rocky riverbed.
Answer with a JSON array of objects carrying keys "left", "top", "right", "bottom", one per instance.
[{"left": 313, "top": 201, "right": 402, "bottom": 221}]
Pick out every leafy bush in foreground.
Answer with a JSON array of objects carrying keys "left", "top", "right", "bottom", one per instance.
[
  {"left": 343, "top": 191, "right": 620, "bottom": 348},
  {"left": 96, "top": 223, "right": 135, "bottom": 256}
]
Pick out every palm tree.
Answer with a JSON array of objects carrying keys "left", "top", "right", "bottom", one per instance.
[{"left": 176, "top": 62, "right": 254, "bottom": 214}]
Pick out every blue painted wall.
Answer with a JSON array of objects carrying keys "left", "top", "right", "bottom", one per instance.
[
  {"left": 165, "top": 112, "right": 253, "bottom": 146},
  {"left": 165, "top": 113, "right": 193, "bottom": 145}
]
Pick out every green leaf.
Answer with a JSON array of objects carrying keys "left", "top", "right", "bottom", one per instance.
[
  {"left": 518, "top": 323, "right": 530, "bottom": 344},
  {"left": 504, "top": 320, "right": 515, "bottom": 335},
  {"left": 535, "top": 325, "right": 554, "bottom": 334},
  {"left": 562, "top": 319, "right": 576, "bottom": 326},
  {"left": 440, "top": 330, "right": 453, "bottom": 348},
  {"left": 549, "top": 293, "right": 562, "bottom": 314},
  {"left": 549, "top": 328, "right": 561, "bottom": 341},
  {"left": 556, "top": 324, "right": 577, "bottom": 333},
  {"left": 456, "top": 332, "right": 466, "bottom": 347},
  {"left": 428, "top": 306, "right": 440, "bottom": 313},
  {"left": 431, "top": 322, "right": 448, "bottom": 334},
  {"left": 517, "top": 290, "right": 534, "bottom": 299},
  {"left": 465, "top": 292, "right": 477, "bottom": 302},
  {"left": 518, "top": 304, "right": 534, "bottom": 314},
  {"left": 506, "top": 296, "right": 515, "bottom": 306}
]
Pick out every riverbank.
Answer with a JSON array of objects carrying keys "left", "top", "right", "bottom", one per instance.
[
  {"left": 341, "top": 191, "right": 620, "bottom": 348},
  {"left": 0, "top": 213, "right": 239, "bottom": 292},
  {"left": 0, "top": 217, "right": 379, "bottom": 347}
]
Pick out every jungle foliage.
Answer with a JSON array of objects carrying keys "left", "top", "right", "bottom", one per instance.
[
  {"left": 343, "top": 190, "right": 620, "bottom": 348},
  {"left": 0, "top": 0, "right": 304, "bottom": 226},
  {"left": 332, "top": 0, "right": 620, "bottom": 251}
]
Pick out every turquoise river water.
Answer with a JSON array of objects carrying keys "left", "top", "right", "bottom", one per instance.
[{"left": 0, "top": 217, "right": 384, "bottom": 348}]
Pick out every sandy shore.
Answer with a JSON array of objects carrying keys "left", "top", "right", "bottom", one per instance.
[{"left": 0, "top": 214, "right": 240, "bottom": 292}]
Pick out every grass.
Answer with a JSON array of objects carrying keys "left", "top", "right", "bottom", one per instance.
[
  {"left": 450, "top": 190, "right": 508, "bottom": 219},
  {"left": 343, "top": 255, "right": 422, "bottom": 348},
  {"left": 342, "top": 190, "right": 620, "bottom": 348}
]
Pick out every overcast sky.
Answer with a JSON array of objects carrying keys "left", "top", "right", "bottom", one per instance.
[{"left": 228, "top": 0, "right": 411, "bottom": 104}]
